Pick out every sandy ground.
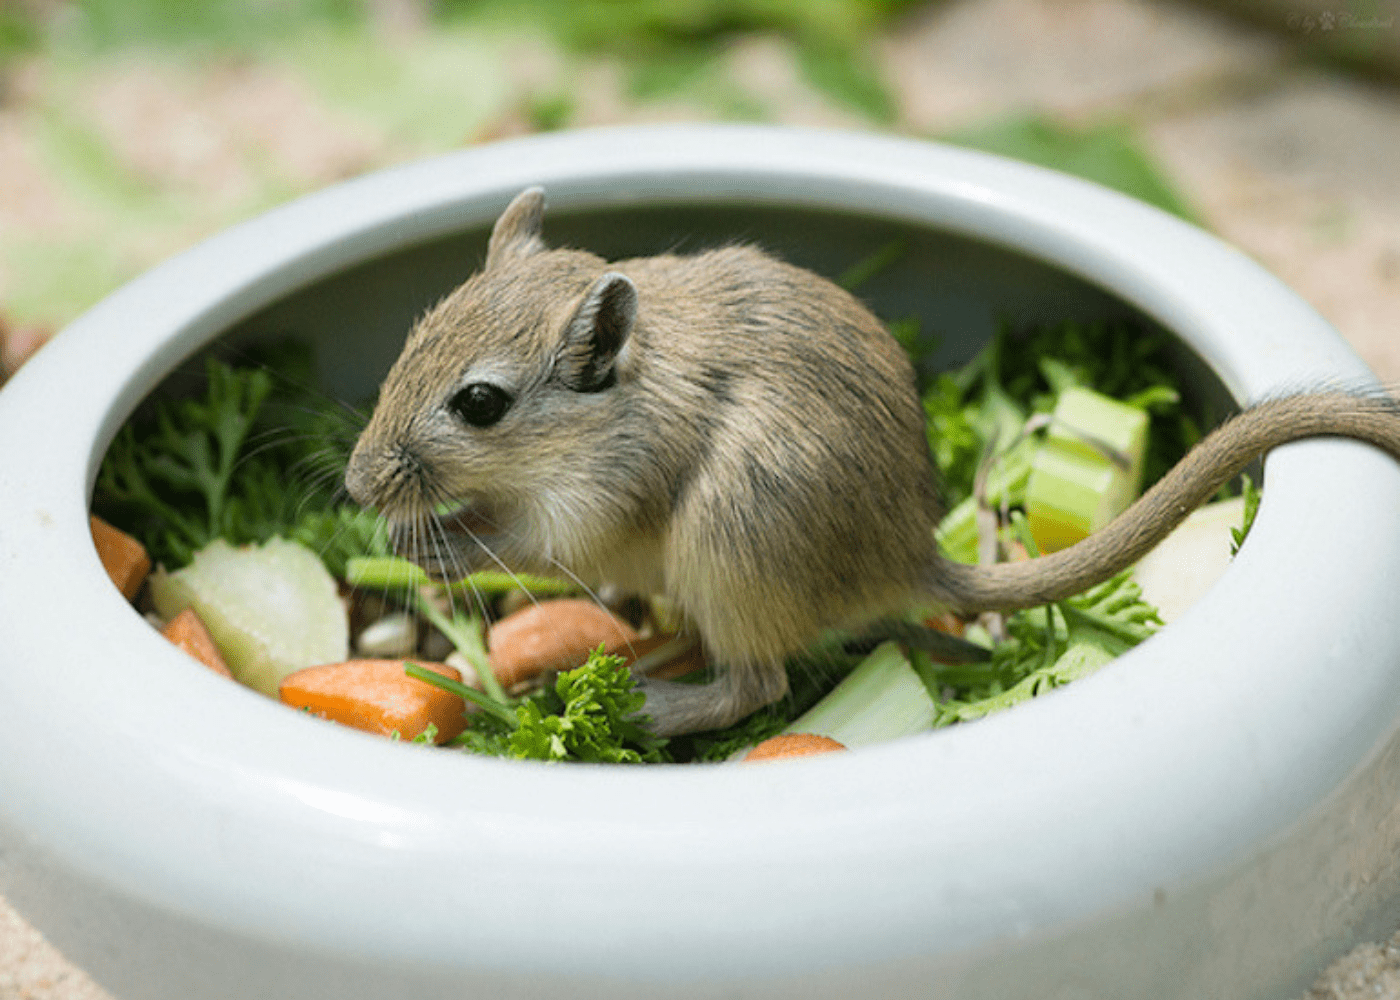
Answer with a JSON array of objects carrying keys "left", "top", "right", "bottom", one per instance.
[{"left": 1, "top": 0, "right": 1398, "bottom": 997}]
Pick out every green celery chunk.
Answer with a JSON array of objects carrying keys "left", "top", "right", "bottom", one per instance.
[
  {"left": 936, "top": 641, "right": 1114, "bottom": 724},
  {"left": 1027, "top": 386, "right": 1148, "bottom": 552},
  {"left": 782, "top": 641, "right": 934, "bottom": 748}
]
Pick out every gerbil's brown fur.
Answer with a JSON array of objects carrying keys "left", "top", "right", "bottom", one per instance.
[{"left": 347, "top": 188, "right": 1400, "bottom": 736}]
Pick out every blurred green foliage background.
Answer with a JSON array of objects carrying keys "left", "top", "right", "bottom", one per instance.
[{"left": 0, "top": 0, "right": 1199, "bottom": 336}]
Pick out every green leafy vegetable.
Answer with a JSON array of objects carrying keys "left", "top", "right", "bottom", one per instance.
[
  {"left": 435, "top": 647, "right": 670, "bottom": 763},
  {"left": 926, "top": 330, "right": 1033, "bottom": 510},
  {"left": 95, "top": 358, "right": 272, "bottom": 567},
  {"left": 1231, "top": 473, "right": 1262, "bottom": 556},
  {"left": 450, "top": 709, "right": 518, "bottom": 758},
  {"left": 285, "top": 506, "right": 390, "bottom": 580},
  {"left": 509, "top": 650, "right": 669, "bottom": 763},
  {"left": 930, "top": 572, "right": 1161, "bottom": 725},
  {"left": 685, "top": 709, "right": 791, "bottom": 764},
  {"left": 93, "top": 351, "right": 386, "bottom": 574},
  {"left": 390, "top": 722, "right": 441, "bottom": 745},
  {"left": 923, "top": 374, "right": 984, "bottom": 506}
]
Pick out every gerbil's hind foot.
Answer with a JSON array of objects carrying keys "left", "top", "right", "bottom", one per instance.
[{"left": 636, "top": 664, "right": 789, "bottom": 737}]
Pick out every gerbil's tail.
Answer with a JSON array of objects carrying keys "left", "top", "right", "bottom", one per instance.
[{"left": 930, "top": 390, "right": 1400, "bottom": 614}]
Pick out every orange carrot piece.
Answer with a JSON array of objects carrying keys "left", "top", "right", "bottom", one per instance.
[
  {"left": 743, "top": 733, "right": 848, "bottom": 763},
  {"left": 279, "top": 659, "right": 467, "bottom": 744},
  {"left": 160, "top": 608, "right": 233, "bottom": 678},
  {"left": 487, "top": 599, "right": 641, "bottom": 688},
  {"left": 90, "top": 514, "right": 151, "bottom": 601},
  {"left": 923, "top": 611, "right": 965, "bottom": 637}
]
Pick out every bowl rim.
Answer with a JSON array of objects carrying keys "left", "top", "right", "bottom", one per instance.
[{"left": 2, "top": 123, "right": 1398, "bottom": 990}]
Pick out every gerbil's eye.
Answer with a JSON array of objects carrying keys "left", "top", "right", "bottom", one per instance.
[{"left": 449, "top": 382, "right": 512, "bottom": 428}]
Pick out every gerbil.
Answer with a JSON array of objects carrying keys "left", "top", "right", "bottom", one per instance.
[{"left": 346, "top": 187, "right": 1400, "bottom": 736}]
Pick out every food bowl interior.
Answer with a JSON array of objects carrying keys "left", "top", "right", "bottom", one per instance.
[{"left": 202, "top": 201, "right": 1234, "bottom": 422}]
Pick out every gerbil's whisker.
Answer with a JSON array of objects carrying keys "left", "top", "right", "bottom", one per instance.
[
  {"left": 425, "top": 483, "right": 641, "bottom": 663},
  {"left": 427, "top": 502, "right": 491, "bottom": 625},
  {"left": 410, "top": 512, "right": 430, "bottom": 649},
  {"left": 417, "top": 484, "right": 509, "bottom": 623}
]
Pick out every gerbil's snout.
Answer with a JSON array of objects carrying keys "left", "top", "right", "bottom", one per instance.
[
  {"left": 342, "top": 441, "right": 376, "bottom": 509},
  {"left": 343, "top": 423, "right": 419, "bottom": 516}
]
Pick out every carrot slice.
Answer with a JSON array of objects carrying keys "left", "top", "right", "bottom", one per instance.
[
  {"left": 743, "top": 733, "right": 847, "bottom": 762},
  {"left": 279, "top": 659, "right": 467, "bottom": 744},
  {"left": 90, "top": 514, "right": 150, "bottom": 601},
  {"left": 923, "top": 611, "right": 965, "bottom": 637},
  {"left": 487, "top": 599, "right": 640, "bottom": 688},
  {"left": 160, "top": 608, "right": 233, "bottom": 678}
]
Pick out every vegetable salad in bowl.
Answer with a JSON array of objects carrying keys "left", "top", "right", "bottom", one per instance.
[{"left": 91, "top": 286, "right": 1253, "bottom": 765}]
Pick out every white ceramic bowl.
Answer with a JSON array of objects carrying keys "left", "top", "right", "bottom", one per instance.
[{"left": 4, "top": 126, "right": 1400, "bottom": 1000}]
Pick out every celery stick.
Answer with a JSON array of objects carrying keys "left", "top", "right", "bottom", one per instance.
[
  {"left": 344, "top": 556, "right": 574, "bottom": 597},
  {"left": 453, "top": 570, "right": 575, "bottom": 598},
  {"left": 1027, "top": 386, "right": 1148, "bottom": 552},
  {"left": 783, "top": 641, "right": 935, "bottom": 748},
  {"left": 345, "top": 555, "right": 428, "bottom": 589},
  {"left": 1026, "top": 449, "right": 1120, "bottom": 550},
  {"left": 935, "top": 495, "right": 982, "bottom": 565}
]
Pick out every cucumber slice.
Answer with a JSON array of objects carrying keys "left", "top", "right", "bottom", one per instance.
[
  {"left": 150, "top": 537, "right": 349, "bottom": 695},
  {"left": 1131, "top": 497, "right": 1246, "bottom": 623}
]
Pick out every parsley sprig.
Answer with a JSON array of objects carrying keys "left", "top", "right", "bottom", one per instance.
[{"left": 419, "top": 648, "right": 670, "bottom": 764}]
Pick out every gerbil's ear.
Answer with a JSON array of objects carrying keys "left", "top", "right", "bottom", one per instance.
[
  {"left": 558, "top": 272, "right": 636, "bottom": 392},
  {"left": 486, "top": 186, "right": 546, "bottom": 268}
]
